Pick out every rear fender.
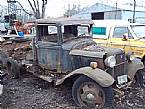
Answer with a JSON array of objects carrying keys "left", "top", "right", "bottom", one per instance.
[
  {"left": 0, "top": 52, "right": 9, "bottom": 67},
  {"left": 127, "top": 59, "right": 144, "bottom": 80},
  {"left": 56, "top": 67, "right": 114, "bottom": 87}
]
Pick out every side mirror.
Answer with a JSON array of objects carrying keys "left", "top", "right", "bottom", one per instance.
[{"left": 122, "top": 33, "right": 128, "bottom": 41}]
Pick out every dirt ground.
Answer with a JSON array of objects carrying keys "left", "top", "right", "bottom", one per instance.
[{"left": 0, "top": 71, "right": 145, "bottom": 109}]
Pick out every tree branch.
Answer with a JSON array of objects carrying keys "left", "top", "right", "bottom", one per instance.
[
  {"left": 32, "top": 0, "right": 40, "bottom": 18},
  {"left": 27, "top": 0, "right": 47, "bottom": 18},
  {"left": 27, "top": 0, "right": 36, "bottom": 17},
  {"left": 41, "top": 0, "right": 47, "bottom": 18},
  {"left": 32, "top": 0, "right": 37, "bottom": 10},
  {"left": 36, "top": 0, "right": 40, "bottom": 18}
]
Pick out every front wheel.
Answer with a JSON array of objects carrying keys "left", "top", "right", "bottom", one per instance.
[
  {"left": 72, "top": 75, "right": 114, "bottom": 109},
  {"left": 133, "top": 70, "right": 145, "bottom": 88}
]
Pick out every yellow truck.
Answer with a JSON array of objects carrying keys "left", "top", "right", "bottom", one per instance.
[{"left": 92, "top": 20, "right": 145, "bottom": 65}]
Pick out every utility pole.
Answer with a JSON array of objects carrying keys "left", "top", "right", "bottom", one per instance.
[
  {"left": 115, "top": 1, "right": 117, "bottom": 19},
  {"left": 7, "top": 0, "right": 17, "bottom": 28},
  {"left": 133, "top": 0, "right": 136, "bottom": 23}
]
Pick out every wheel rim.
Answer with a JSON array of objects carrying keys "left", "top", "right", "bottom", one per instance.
[{"left": 77, "top": 82, "right": 105, "bottom": 108}]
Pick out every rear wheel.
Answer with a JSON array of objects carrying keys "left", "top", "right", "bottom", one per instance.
[
  {"left": 7, "top": 59, "right": 20, "bottom": 79},
  {"left": 72, "top": 75, "right": 114, "bottom": 109}
]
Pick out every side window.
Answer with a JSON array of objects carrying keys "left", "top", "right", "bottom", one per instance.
[
  {"left": 92, "top": 27, "right": 106, "bottom": 35},
  {"left": 48, "top": 26, "right": 57, "bottom": 34},
  {"left": 113, "top": 27, "right": 133, "bottom": 39},
  {"left": 63, "top": 25, "right": 76, "bottom": 42},
  {"left": 37, "top": 25, "right": 58, "bottom": 43},
  {"left": 92, "top": 27, "right": 108, "bottom": 39}
]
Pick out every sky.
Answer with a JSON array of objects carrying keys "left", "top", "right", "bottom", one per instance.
[
  {"left": 0, "top": 0, "right": 98, "bottom": 17},
  {"left": 0, "top": 0, "right": 144, "bottom": 17},
  {"left": 46, "top": 0, "right": 98, "bottom": 17}
]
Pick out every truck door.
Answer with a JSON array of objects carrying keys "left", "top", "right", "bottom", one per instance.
[
  {"left": 129, "top": 25, "right": 145, "bottom": 58},
  {"left": 109, "top": 26, "right": 134, "bottom": 53},
  {"left": 35, "top": 25, "right": 62, "bottom": 72}
]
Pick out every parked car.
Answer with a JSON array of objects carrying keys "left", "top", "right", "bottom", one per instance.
[
  {"left": 130, "top": 23, "right": 145, "bottom": 39},
  {"left": 92, "top": 20, "right": 145, "bottom": 65},
  {"left": 1, "top": 18, "right": 145, "bottom": 108}
]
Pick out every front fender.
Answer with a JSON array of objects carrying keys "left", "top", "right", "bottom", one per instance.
[
  {"left": 128, "top": 59, "right": 144, "bottom": 80},
  {"left": 56, "top": 67, "right": 114, "bottom": 87}
]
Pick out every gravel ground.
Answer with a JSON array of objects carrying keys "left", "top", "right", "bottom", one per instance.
[{"left": 0, "top": 72, "right": 145, "bottom": 109}]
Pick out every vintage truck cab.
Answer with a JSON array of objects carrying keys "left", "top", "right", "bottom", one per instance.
[{"left": 1, "top": 18, "right": 144, "bottom": 108}]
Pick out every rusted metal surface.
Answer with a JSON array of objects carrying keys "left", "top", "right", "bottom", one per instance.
[
  {"left": 56, "top": 67, "right": 115, "bottom": 87},
  {"left": 37, "top": 43, "right": 61, "bottom": 70},
  {"left": 69, "top": 50, "right": 106, "bottom": 58},
  {"left": 77, "top": 81, "right": 105, "bottom": 108}
]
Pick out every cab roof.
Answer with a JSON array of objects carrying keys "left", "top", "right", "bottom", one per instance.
[
  {"left": 93, "top": 20, "right": 131, "bottom": 27},
  {"left": 35, "top": 18, "right": 93, "bottom": 25}
]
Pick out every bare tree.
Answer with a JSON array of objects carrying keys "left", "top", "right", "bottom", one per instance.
[
  {"left": 64, "top": 3, "right": 81, "bottom": 17},
  {"left": 27, "top": 0, "right": 47, "bottom": 19}
]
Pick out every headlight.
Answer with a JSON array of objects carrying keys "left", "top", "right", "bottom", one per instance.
[
  {"left": 90, "top": 62, "right": 98, "bottom": 69},
  {"left": 126, "top": 52, "right": 135, "bottom": 62},
  {"left": 105, "top": 56, "right": 116, "bottom": 68},
  {"left": 129, "top": 55, "right": 135, "bottom": 61}
]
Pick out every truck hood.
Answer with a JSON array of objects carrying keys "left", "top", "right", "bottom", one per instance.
[
  {"left": 139, "top": 38, "right": 145, "bottom": 42},
  {"left": 62, "top": 38, "right": 124, "bottom": 55},
  {"left": 66, "top": 38, "right": 124, "bottom": 57},
  {"left": 62, "top": 37, "right": 95, "bottom": 50},
  {"left": 131, "top": 39, "right": 145, "bottom": 48}
]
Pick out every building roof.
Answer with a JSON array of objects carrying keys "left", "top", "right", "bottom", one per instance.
[
  {"left": 117, "top": 4, "right": 145, "bottom": 12},
  {"left": 72, "top": 3, "right": 145, "bottom": 18},
  {"left": 93, "top": 20, "right": 131, "bottom": 27},
  {"left": 35, "top": 18, "right": 93, "bottom": 25}
]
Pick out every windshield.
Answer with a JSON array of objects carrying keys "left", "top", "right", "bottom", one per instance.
[
  {"left": 78, "top": 26, "right": 90, "bottom": 36},
  {"left": 131, "top": 25, "right": 145, "bottom": 38},
  {"left": 63, "top": 25, "right": 91, "bottom": 42}
]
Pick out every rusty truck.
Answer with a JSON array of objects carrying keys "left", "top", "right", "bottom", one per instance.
[{"left": 0, "top": 18, "right": 145, "bottom": 109}]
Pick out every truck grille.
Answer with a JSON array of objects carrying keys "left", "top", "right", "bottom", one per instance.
[
  {"left": 116, "top": 53, "right": 125, "bottom": 64},
  {"left": 107, "top": 53, "right": 127, "bottom": 80}
]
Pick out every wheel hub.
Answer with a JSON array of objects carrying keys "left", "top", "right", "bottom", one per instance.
[
  {"left": 86, "top": 93, "right": 95, "bottom": 101},
  {"left": 80, "top": 84, "right": 103, "bottom": 104}
]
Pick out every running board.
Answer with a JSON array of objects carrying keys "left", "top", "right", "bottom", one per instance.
[{"left": 29, "top": 71, "right": 53, "bottom": 83}]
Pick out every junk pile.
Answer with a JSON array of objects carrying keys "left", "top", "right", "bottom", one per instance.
[
  {"left": 0, "top": 20, "right": 35, "bottom": 39},
  {"left": 0, "top": 20, "right": 35, "bottom": 63},
  {"left": 0, "top": 38, "right": 32, "bottom": 62},
  {"left": 0, "top": 36, "right": 33, "bottom": 79}
]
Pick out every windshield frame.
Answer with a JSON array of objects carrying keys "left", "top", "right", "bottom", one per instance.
[{"left": 131, "top": 25, "right": 145, "bottom": 39}]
